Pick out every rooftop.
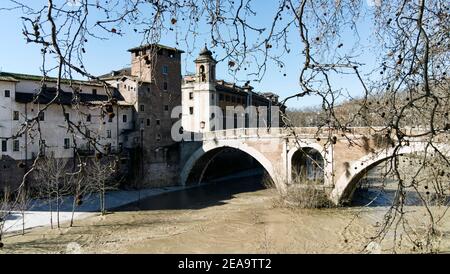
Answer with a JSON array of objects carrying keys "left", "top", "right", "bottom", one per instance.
[
  {"left": 127, "top": 43, "right": 185, "bottom": 53},
  {"left": 98, "top": 67, "right": 132, "bottom": 80},
  {"left": 199, "top": 45, "right": 213, "bottom": 57},
  {"left": 15, "top": 87, "right": 125, "bottom": 105},
  {"left": 0, "top": 71, "right": 104, "bottom": 86}
]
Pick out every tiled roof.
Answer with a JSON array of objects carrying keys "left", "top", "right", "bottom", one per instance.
[
  {"left": 15, "top": 87, "right": 125, "bottom": 105},
  {"left": 0, "top": 72, "right": 104, "bottom": 86},
  {"left": 0, "top": 75, "right": 19, "bottom": 82},
  {"left": 98, "top": 67, "right": 132, "bottom": 80},
  {"left": 215, "top": 80, "right": 283, "bottom": 106},
  {"left": 127, "top": 43, "right": 185, "bottom": 53}
]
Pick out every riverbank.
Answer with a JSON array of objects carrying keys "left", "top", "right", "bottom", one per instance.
[
  {"left": 2, "top": 178, "right": 449, "bottom": 254},
  {"left": 2, "top": 185, "right": 190, "bottom": 234},
  {"left": 2, "top": 168, "right": 264, "bottom": 234}
]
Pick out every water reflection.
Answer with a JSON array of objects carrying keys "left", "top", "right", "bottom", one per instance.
[{"left": 116, "top": 175, "right": 265, "bottom": 211}]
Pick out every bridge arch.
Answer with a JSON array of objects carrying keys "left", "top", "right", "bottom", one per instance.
[
  {"left": 330, "top": 142, "right": 450, "bottom": 205},
  {"left": 180, "top": 141, "right": 277, "bottom": 188},
  {"left": 287, "top": 143, "right": 326, "bottom": 184}
]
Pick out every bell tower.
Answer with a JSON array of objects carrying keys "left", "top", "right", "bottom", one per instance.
[
  {"left": 181, "top": 45, "right": 218, "bottom": 133},
  {"left": 195, "top": 45, "right": 216, "bottom": 83}
]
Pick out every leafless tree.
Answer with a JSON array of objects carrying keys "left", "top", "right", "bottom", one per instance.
[
  {"left": 33, "top": 155, "right": 72, "bottom": 229},
  {"left": 86, "top": 156, "right": 118, "bottom": 215},
  {"left": 0, "top": 0, "right": 448, "bottom": 252},
  {"left": 67, "top": 165, "right": 89, "bottom": 227},
  {"left": 0, "top": 187, "right": 12, "bottom": 249}
]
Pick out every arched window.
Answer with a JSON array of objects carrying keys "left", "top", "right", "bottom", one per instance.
[{"left": 199, "top": 65, "right": 206, "bottom": 82}]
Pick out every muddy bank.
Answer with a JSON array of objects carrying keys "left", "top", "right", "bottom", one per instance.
[{"left": 2, "top": 178, "right": 450, "bottom": 254}]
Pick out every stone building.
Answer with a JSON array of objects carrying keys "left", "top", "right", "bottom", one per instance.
[
  {"left": 0, "top": 72, "right": 135, "bottom": 191},
  {"left": 0, "top": 43, "right": 285, "bottom": 191},
  {"left": 100, "top": 44, "right": 184, "bottom": 187},
  {"left": 0, "top": 43, "right": 185, "bottom": 191},
  {"left": 181, "top": 46, "right": 284, "bottom": 134}
]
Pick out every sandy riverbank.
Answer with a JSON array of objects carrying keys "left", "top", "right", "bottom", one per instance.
[{"left": 2, "top": 187, "right": 449, "bottom": 254}]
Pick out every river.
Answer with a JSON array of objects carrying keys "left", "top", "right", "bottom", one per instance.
[{"left": 2, "top": 172, "right": 450, "bottom": 253}]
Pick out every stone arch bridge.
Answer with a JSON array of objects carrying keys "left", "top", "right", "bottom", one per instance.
[{"left": 180, "top": 127, "right": 450, "bottom": 205}]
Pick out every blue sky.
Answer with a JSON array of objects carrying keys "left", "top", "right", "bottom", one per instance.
[{"left": 0, "top": 1, "right": 379, "bottom": 109}]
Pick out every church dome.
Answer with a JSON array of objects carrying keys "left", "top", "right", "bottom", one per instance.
[{"left": 199, "top": 46, "right": 213, "bottom": 57}]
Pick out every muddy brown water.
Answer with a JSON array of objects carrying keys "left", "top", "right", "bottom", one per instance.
[
  {"left": 2, "top": 173, "right": 450, "bottom": 254},
  {"left": 116, "top": 175, "right": 267, "bottom": 211}
]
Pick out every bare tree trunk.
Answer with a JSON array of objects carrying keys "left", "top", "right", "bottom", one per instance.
[
  {"left": 21, "top": 210, "right": 25, "bottom": 235},
  {"left": 20, "top": 190, "right": 26, "bottom": 235},
  {"left": 49, "top": 194, "right": 53, "bottom": 229},
  {"left": 101, "top": 181, "right": 106, "bottom": 215},
  {"left": 56, "top": 186, "right": 60, "bottom": 229},
  {"left": 70, "top": 194, "right": 76, "bottom": 227}
]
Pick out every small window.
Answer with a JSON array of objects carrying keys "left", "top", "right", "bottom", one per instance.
[
  {"left": 4, "top": 90, "right": 10, "bottom": 98},
  {"left": 147, "top": 119, "right": 150, "bottom": 126},
  {"left": 38, "top": 111, "right": 45, "bottom": 121},
  {"left": 189, "top": 107, "right": 194, "bottom": 115},
  {"left": 147, "top": 87, "right": 150, "bottom": 92},
  {"left": 199, "top": 65, "right": 206, "bottom": 82},
  {"left": 156, "top": 119, "right": 161, "bottom": 126},
  {"left": 122, "top": 114, "right": 127, "bottom": 123},
  {"left": 164, "top": 105, "right": 169, "bottom": 111},
  {"left": 189, "top": 92, "right": 194, "bottom": 100},
  {"left": 92, "top": 89, "right": 97, "bottom": 95},
  {"left": 13, "top": 140, "right": 19, "bottom": 152},
  {"left": 106, "top": 130, "right": 111, "bottom": 138},
  {"left": 156, "top": 134, "right": 161, "bottom": 142},
  {"left": 163, "top": 82, "right": 168, "bottom": 91},
  {"left": 108, "top": 116, "right": 113, "bottom": 123},
  {"left": 211, "top": 94, "right": 215, "bottom": 100},
  {"left": 86, "top": 114, "right": 91, "bottom": 122},
  {"left": 64, "top": 138, "right": 70, "bottom": 149},
  {"left": 162, "top": 65, "right": 169, "bottom": 75},
  {"left": 140, "top": 105, "right": 145, "bottom": 112},
  {"left": 13, "top": 111, "right": 19, "bottom": 121},
  {"left": 1, "top": 140, "right": 7, "bottom": 152}
]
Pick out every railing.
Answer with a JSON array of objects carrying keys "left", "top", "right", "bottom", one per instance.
[
  {"left": 197, "top": 126, "right": 448, "bottom": 141},
  {"left": 201, "top": 127, "right": 285, "bottom": 141}
]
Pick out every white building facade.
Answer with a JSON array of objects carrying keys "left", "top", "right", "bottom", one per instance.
[
  {"left": 181, "top": 47, "right": 284, "bottom": 134},
  {"left": 0, "top": 72, "right": 136, "bottom": 190}
]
